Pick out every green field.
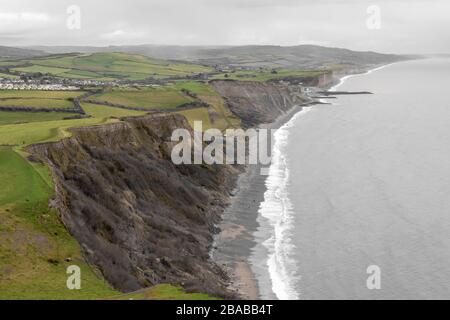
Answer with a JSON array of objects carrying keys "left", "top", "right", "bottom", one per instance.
[
  {"left": 0, "top": 90, "right": 84, "bottom": 109},
  {"left": 211, "top": 69, "right": 327, "bottom": 82},
  {"left": 8, "top": 52, "right": 213, "bottom": 81},
  {"left": 0, "top": 83, "right": 237, "bottom": 145},
  {"left": 81, "top": 102, "right": 148, "bottom": 119},
  {"left": 0, "top": 146, "right": 118, "bottom": 299},
  {"left": 0, "top": 61, "right": 16, "bottom": 67},
  {"left": 12, "top": 65, "right": 71, "bottom": 75},
  {"left": 91, "top": 86, "right": 194, "bottom": 109},
  {"left": 0, "top": 111, "right": 80, "bottom": 125},
  {"left": 0, "top": 98, "right": 74, "bottom": 109},
  {"left": 0, "top": 90, "right": 83, "bottom": 99}
]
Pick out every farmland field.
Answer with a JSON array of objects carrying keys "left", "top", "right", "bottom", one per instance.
[
  {"left": 177, "top": 107, "right": 212, "bottom": 130},
  {"left": 0, "top": 111, "right": 79, "bottom": 125},
  {"left": 0, "top": 90, "right": 83, "bottom": 99},
  {"left": 0, "top": 98, "right": 74, "bottom": 109},
  {"left": 91, "top": 86, "right": 194, "bottom": 109},
  {"left": 81, "top": 102, "right": 148, "bottom": 118},
  {"left": 0, "top": 90, "right": 84, "bottom": 112}
]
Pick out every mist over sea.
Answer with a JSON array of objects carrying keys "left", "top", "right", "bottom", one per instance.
[{"left": 255, "top": 57, "right": 450, "bottom": 299}]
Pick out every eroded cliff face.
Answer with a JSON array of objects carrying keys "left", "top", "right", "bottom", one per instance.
[
  {"left": 211, "top": 80, "right": 309, "bottom": 127},
  {"left": 28, "top": 114, "right": 239, "bottom": 298},
  {"left": 26, "top": 80, "right": 311, "bottom": 298}
]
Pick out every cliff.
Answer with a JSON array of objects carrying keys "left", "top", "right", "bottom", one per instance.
[
  {"left": 26, "top": 80, "right": 310, "bottom": 298},
  {"left": 28, "top": 114, "right": 239, "bottom": 298},
  {"left": 211, "top": 80, "right": 309, "bottom": 128}
]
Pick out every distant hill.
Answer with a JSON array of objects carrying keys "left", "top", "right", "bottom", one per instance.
[
  {"left": 27, "top": 44, "right": 408, "bottom": 70},
  {"left": 25, "top": 45, "right": 226, "bottom": 60},
  {"left": 0, "top": 46, "right": 47, "bottom": 58},
  {"left": 5, "top": 52, "right": 213, "bottom": 81},
  {"left": 190, "top": 45, "right": 408, "bottom": 70}
]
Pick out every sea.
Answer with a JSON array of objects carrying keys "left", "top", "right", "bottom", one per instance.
[{"left": 254, "top": 57, "right": 450, "bottom": 299}]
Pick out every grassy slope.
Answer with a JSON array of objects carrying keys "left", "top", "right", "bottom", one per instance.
[
  {"left": 0, "top": 98, "right": 73, "bottom": 109},
  {"left": 0, "top": 146, "right": 118, "bottom": 299},
  {"left": 178, "top": 107, "right": 212, "bottom": 130},
  {"left": 0, "top": 111, "right": 79, "bottom": 125},
  {"left": 91, "top": 86, "right": 194, "bottom": 109},
  {"left": 175, "top": 81, "right": 241, "bottom": 130},
  {"left": 90, "top": 81, "right": 240, "bottom": 130},
  {"left": 0, "top": 117, "right": 112, "bottom": 146},
  {"left": 81, "top": 102, "right": 148, "bottom": 118},
  {"left": 0, "top": 90, "right": 84, "bottom": 110}
]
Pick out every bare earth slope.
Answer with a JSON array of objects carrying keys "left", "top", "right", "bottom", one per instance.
[
  {"left": 211, "top": 79, "right": 332, "bottom": 128},
  {"left": 28, "top": 114, "right": 238, "bottom": 298}
]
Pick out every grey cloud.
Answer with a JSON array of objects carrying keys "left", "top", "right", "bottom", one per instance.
[{"left": 0, "top": 0, "right": 448, "bottom": 54}]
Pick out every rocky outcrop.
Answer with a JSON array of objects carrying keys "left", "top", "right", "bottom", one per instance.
[{"left": 28, "top": 114, "right": 240, "bottom": 298}]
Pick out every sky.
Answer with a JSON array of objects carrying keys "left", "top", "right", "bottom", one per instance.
[{"left": 0, "top": 0, "right": 449, "bottom": 54}]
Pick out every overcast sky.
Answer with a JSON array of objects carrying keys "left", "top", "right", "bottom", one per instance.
[{"left": 0, "top": 0, "right": 448, "bottom": 54}]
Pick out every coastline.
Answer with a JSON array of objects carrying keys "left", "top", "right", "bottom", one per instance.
[
  {"left": 331, "top": 63, "right": 396, "bottom": 92},
  {"left": 211, "top": 102, "right": 314, "bottom": 300},
  {"left": 213, "top": 63, "right": 398, "bottom": 300}
]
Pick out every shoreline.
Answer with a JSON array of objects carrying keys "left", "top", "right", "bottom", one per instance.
[
  {"left": 213, "top": 63, "right": 396, "bottom": 300},
  {"left": 211, "top": 102, "right": 315, "bottom": 300},
  {"left": 330, "top": 63, "right": 396, "bottom": 92}
]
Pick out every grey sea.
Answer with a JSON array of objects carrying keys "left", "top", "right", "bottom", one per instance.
[{"left": 255, "top": 57, "right": 450, "bottom": 299}]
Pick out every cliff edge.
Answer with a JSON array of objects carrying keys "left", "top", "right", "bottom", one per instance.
[{"left": 28, "top": 114, "right": 239, "bottom": 298}]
